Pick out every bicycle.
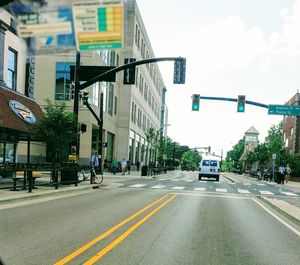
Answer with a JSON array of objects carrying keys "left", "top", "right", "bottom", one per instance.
[{"left": 78, "top": 167, "right": 103, "bottom": 185}]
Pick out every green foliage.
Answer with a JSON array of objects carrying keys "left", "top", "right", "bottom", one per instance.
[
  {"left": 226, "top": 138, "right": 245, "bottom": 168},
  {"left": 264, "top": 122, "right": 284, "bottom": 163},
  {"left": 29, "top": 99, "right": 77, "bottom": 162},
  {"left": 286, "top": 154, "right": 300, "bottom": 177},
  {"left": 221, "top": 160, "right": 234, "bottom": 172},
  {"left": 181, "top": 150, "right": 202, "bottom": 170}
]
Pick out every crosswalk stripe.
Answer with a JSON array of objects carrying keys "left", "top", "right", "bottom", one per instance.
[
  {"left": 171, "top": 179, "right": 181, "bottom": 182},
  {"left": 129, "top": 184, "right": 146, "bottom": 188},
  {"left": 216, "top": 188, "right": 227, "bottom": 193},
  {"left": 150, "top": 185, "right": 165, "bottom": 189},
  {"left": 243, "top": 183, "right": 251, "bottom": 186},
  {"left": 194, "top": 187, "right": 205, "bottom": 191},
  {"left": 237, "top": 189, "right": 251, "bottom": 194},
  {"left": 281, "top": 192, "right": 297, "bottom": 196},
  {"left": 257, "top": 183, "right": 266, "bottom": 186},
  {"left": 172, "top": 186, "right": 185, "bottom": 190},
  {"left": 185, "top": 179, "right": 194, "bottom": 182},
  {"left": 259, "top": 190, "right": 274, "bottom": 195}
]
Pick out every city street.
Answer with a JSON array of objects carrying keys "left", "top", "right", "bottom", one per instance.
[{"left": 0, "top": 171, "right": 299, "bottom": 265}]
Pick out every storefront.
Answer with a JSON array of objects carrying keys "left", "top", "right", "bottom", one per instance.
[{"left": 0, "top": 86, "right": 43, "bottom": 167}]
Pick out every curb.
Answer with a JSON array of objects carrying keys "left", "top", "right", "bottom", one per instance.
[
  {"left": 258, "top": 196, "right": 300, "bottom": 225},
  {"left": 222, "top": 173, "right": 235, "bottom": 183}
]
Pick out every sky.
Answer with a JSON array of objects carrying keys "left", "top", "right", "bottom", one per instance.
[{"left": 135, "top": 0, "right": 300, "bottom": 156}]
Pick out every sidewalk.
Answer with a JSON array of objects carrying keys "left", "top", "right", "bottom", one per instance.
[
  {"left": 0, "top": 169, "right": 170, "bottom": 205},
  {"left": 223, "top": 172, "right": 300, "bottom": 222}
]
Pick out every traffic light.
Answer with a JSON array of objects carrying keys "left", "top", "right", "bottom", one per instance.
[
  {"left": 70, "top": 82, "right": 75, "bottom": 100},
  {"left": 237, "top": 95, "right": 246, "bottom": 112},
  {"left": 82, "top": 91, "right": 89, "bottom": 102},
  {"left": 80, "top": 123, "right": 87, "bottom": 133},
  {"left": 123, "top": 58, "right": 136, "bottom": 85},
  {"left": 192, "top": 94, "right": 200, "bottom": 111},
  {"left": 173, "top": 58, "right": 186, "bottom": 84}
]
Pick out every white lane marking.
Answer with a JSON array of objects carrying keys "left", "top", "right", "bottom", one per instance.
[
  {"left": 171, "top": 192, "right": 251, "bottom": 199},
  {"left": 252, "top": 198, "right": 300, "bottom": 237},
  {"left": 259, "top": 191, "right": 274, "bottom": 195},
  {"left": 150, "top": 185, "right": 165, "bottom": 189},
  {"left": 257, "top": 183, "right": 266, "bottom": 186},
  {"left": 172, "top": 186, "right": 185, "bottom": 190},
  {"left": 214, "top": 181, "right": 221, "bottom": 184},
  {"left": 185, "top": 179, "right": 194, "bottom": 182},
  {"left": 171, "top": 179, "right": 181, "bottom": 182},
  {"left": 238, "top": 189, "right": 251, "bottom": 194},
  {"left": 216, "top": 188, "right": 227, "bottom": 193},
  {"left": 243, "top": 183, "right": 251, "bottom": 186},
  {"left": 129, "top": 184, "right": 146, "bottom": 188},
  {"left": 194, "top": 187, "right": 205, "bottom": 191},
  {"left": 199, "top": 180, "right": 207, "bottom": 183},
  {"left": 281, "top": 192, "right": 297, "bottom": 196}
]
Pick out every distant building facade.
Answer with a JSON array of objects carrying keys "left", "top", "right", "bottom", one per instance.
[
  {"left": 282, "top": 93, "right": 300, "bottom": 154},
  {"left": 18, "top": 0, "right": 167, "bottom": 165}
]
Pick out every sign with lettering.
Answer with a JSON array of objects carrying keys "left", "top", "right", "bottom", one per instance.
[
  {"left": 72, "top": 0, "right": 124, "bottom": 51},
  {"left": 9, "top": 100, "right": 36, "bottom": 124}
]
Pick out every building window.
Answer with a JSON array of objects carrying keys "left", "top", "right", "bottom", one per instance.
[
  {"left": 55, "top": 62, "right": 74, "bottom": 100},
  {"left": 93, "top": 82, "right": 100, "bottom": 107},
  {"left": 114, "top": 96, "right": 117, "bottom": 115},
  {"left": 131, "top": 102, "right": 134, "bottom": 122},
  {"left": 101, "top": 82, "right": 107, "bottom": 112},
  {"left": 108, "top": 83, "right": 114, "bottom": 116},
  {"left": 7, "top": 48, "right": 17, "bottom": 90}
]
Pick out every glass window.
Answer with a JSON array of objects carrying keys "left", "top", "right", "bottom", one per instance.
[
  {"left": 210, "top": 160, "right": 218, "bottom": 167},
  {"left": 202, "top": 160, "right": 209, "bottom": 166},
  {"left": 108, "top": 83, "right": 114, "bottom": 116},
  {"left": 114, "top": 96, "right": 117, "bottom": 115},
  {"left": 101, "top": 82, "right": 107, "bottom": 112},
  {"left": 7, "top": 48, "right": 17, "bottom": 90},
  {"left": 93, "top": 82, "right": 100, "bottom": 107},
  {"left": 0, "top": 143, "right": 4, "bottom": 163},
  {"left": 55, "top": 62, "right": 74, "bottom": 100}
]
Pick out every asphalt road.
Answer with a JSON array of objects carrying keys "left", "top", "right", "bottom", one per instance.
[{"left": 0, "top": 171, "right": 299, "bottom": 265}]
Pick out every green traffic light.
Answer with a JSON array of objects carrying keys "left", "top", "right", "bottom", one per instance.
[{"left": 193, "top": 104, "right": 199, "bottom": 111}]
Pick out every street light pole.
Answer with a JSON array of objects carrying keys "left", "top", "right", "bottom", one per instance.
[{"left": 98, "top": 91, "right": 104, "bottom": 174}]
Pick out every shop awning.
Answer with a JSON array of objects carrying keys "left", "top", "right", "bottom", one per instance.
[{"left": 0, "top": 86, "right": 43, "bottom": 141}]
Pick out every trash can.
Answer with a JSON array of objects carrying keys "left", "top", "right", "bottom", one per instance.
[
  {"left": 60, "top": 169, "right": 78, "bottom": 184},
  {"left": 141, "top": 166, "right": 148, "bottom": 177}
]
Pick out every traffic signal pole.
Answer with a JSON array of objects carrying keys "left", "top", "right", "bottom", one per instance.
[
  {"left": 75, "top": 55, "right": 185, "bottom": 169},
  {"left": 73, "top": 51, "right": 81, "bottom": 159},
  {"left": 199, "top": 96, "right": 268, "bottom": 109}
]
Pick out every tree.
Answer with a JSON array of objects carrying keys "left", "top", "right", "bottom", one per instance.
[
  {"left": 226, "top": 138, "right": 245, "bottom": 168},
  {"left": 181, "top": 150, "right": 202, "bottom": 171},
  {"left": 265, "top": 122, "right": 283, "bottom": 159},
  {"left": 30, "top": 99, "right": 77, "bottom": 162},
  {"left": 145, "top": 127, "right": 156, "bottom": 165}
]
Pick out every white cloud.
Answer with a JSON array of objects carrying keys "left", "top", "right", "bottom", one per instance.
[
  {"left": 273, "top": 0, "right": 300, "bottom": 55},
  {"left": 191, "top": 16, "right": 268, "bottom": 70}
]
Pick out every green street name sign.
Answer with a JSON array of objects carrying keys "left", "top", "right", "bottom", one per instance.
[{"left": 268, "top": 105, "right": 300, "bottom": 116}]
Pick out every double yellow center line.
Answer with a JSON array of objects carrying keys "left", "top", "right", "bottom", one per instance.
[{"left": 54, "top": 193, "right": 176, "bottom": 265}]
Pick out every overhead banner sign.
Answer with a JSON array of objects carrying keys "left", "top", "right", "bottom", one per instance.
[
  {"left": 72, "top": 0, "right": 124, "bottom": 51},
  {"left": 17, "top": 10, "right": 72, "bottom": 38}
]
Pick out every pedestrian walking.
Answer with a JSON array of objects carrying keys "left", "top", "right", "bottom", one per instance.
[
  {"left": 112, "top": 158, "right": 118, "bottom": 175},
  {"left": 136, "top": 161, "right": 140, "bottom": 171},
  {"left": 127, "top": 160, "right": 131, "bottom": 175},
  {"left": 285, "top": 164, "right": 291, "bottom": 183},
  {"left": 90, "top": 151, "right": 99, "bottom": 183},
  {"left": 121, "top": 158, "right": 127, "bottom": 175},
  {"left": 279, "top": 165, "right": 285, "bottom": 184}
]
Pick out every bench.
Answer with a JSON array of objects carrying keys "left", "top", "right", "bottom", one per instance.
[{"left": 10, "top": 176, "right": 25, "bottom": 191}]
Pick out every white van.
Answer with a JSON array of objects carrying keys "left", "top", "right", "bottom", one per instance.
[{"left": 199, "top": 157, "right": 221, "bottom": 181}]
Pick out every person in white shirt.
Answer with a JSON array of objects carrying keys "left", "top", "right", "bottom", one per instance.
[{"left": 121, "top": 158, "right": 127, "bottom": 175}]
